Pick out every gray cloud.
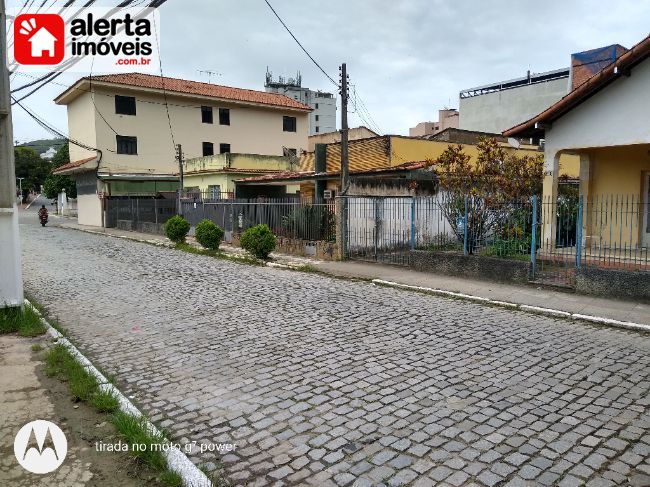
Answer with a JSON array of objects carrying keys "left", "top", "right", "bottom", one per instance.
[{"left": 9, "top": 0, "right": 650, "bottom": 142}]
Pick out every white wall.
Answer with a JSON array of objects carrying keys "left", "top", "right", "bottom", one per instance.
[
  {"left": 0, "top": 209, "right": 23, "bottom": 306},
  {"left": 76, "top": 193, "right": 103, "bottom": 227},
  {"left": 545, "top": 59, "right": 650, "bottom": 165},
  {"left": 459, "top": 77, "right": 568, "bottom": 134}
]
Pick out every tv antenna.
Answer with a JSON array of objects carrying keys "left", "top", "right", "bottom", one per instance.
[{"left": 197, "top": 70, "right": 222, "bottom": 84}]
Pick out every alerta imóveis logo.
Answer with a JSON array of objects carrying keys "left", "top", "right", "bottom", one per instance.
[{"left": 9, "top": 7, "right": 160, "bottom": 74}]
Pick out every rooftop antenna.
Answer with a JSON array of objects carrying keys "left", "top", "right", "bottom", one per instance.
[{"left": 197, "top": 70, "right": 221, "bottom": 84}]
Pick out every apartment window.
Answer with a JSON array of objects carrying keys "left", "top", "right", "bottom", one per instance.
[
  {"left": 202, "top": 142, "right": 214, "bottom": 157},
  {"left": 201, "top": 106, "right": 213, "bottom": 124},
  {"left": 219, "top": 143, "right": 231, "bottom": 154},
  {"left": 315, "top": 126, "right": 319, "bottom": 133},
  {"left": 116, "top": 135, "right": 137, "bottom": 155},
  {"left": 115, "top": 95, "right": 136, "bottom": 115},
  {"left": 283, "top": 116, "right": 297, "bottom": 132},
  {"left": 315, "top": 115, "right": 319, "bottom": 121},
  {"left": 218, "top": 108, "right": 230, "bottom": 125},
  {"left": 315, "top": 103, "right": 319, "bottom": 109}
]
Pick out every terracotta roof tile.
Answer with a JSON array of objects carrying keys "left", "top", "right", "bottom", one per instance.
[
  {"left": 58, "top": 73, "right": 312, "bottom": 111},
  {"left": 52, "top": 156, "right": 97, "bottom": 174}
]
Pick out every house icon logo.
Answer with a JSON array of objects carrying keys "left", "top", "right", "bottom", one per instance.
[
  {"left": 14, "top": 14, "right": 65, "bottom": 65},
  {"left": 13, "top": 420, "right": 68, "bottom": 474}
]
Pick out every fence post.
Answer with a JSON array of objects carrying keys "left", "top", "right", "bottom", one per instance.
[
  {"left": 154, "top": 198, "right": 158, "bottom": 225},
  {"left": 463, "top": 196, "right": 469, "bottom": 256},
  {"left": 530, "top": 195, "right": 538, "bottom": 278},
  {"left": 410, "top": 197, "right": 416, "bottom": 251},
  {"left": 575, "top": 195, "right": 583, "bottom": 268}
]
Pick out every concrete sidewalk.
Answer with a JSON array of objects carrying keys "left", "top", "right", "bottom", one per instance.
[{"left": 53, "top": 221, "right": 650, "bottom": 326}]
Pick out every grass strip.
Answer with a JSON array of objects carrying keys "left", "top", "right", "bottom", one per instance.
[
  {"left": 0, "top": 304, "right": 47, "bottom": 336},
  {"left": 43, "top": 344, "right": 195, "bottom": 486}
]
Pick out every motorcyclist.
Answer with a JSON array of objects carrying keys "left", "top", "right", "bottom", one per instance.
[{"left": 38, "top": 205, "right": 48, "bottom": 226}]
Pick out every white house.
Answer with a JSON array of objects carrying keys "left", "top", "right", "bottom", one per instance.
[
  {"left": 29, "top": 27, "right": 57, "bottom": 57},
  {"left": 40, "top": 147, "right": 57, "bottom": 160}
]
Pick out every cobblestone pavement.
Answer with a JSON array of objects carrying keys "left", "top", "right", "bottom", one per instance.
[{"left": 20, "top": 224, "right": 650, "bottom": 486}]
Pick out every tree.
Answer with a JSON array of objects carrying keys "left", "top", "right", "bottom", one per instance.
[
  {"left": 43, "top": 143, "right": 77, "bottom": 199},
  {"left": 429, "top": 138, "right": 543, "bottom": 251},
  {"left": 14, "top": 147, "right": 50, "bottom": 193}
]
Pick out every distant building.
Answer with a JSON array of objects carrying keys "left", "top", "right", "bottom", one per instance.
[
  {"left": 265, "top": 69, "right": 336, "bottom": 135},
  {"left": 459, "top": 44, "right": 629, "bottom": 136},
  {"left": 409, "top": 109, "right": 459, "bottom": 137},
  {"left": 459, "top": 68, "right": 570, "bottom": 135},
  {"left": 40, "top": 146, "right": 57, "bottom": 160}
]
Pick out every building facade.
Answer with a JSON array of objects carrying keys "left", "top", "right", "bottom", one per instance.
[
  {"left": 409, "top": 109, "right": 459, "bottom": 137},
  {"left": 54, "top": 73, "right": 311, "bottom": 226},
  {"left": 265, "top": 70, "right": 336, "bottom": 135},
  {"left": 459, "top": 68, "right": 570, "bottom": 135}
]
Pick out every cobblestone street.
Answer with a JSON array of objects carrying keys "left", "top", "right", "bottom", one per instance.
[{"left": 20, "top": 223, "right": 650, "bottom": 486}]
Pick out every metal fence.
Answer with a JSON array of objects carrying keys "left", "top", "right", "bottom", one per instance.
[
  {"left": 346, "top": 193, "right": 650, "bottom": 286},
  {"left": 181, "top": 192, "right": 336, "bottom": 243},
  {"left": 105, "top": 197, "right": 178, "bottom": 232}
]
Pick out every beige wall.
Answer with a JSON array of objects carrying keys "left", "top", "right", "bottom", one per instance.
[
  {"left": 66, "top": 86, "right": 309, "bottom": 173},
  {"left": 67, "top": 91, "right": 98, "bottom": 164},
  {"left": 76, "top": 193, "right": 103, "bottom": 226}
]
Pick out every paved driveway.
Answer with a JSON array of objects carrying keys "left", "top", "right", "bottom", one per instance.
[{"left": 20, "top": 222, "right": 650, "bottom": 486}]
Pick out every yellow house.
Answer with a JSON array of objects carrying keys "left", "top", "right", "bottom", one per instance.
[
  {"left": 236, "top": 132, "right": 579, "bottom": 200},
  {"left": 505, "top": 34, "right": 650, "bottom": 252},
  {"left": 183, "top": 153, "right": 299, "bottom": 197}
]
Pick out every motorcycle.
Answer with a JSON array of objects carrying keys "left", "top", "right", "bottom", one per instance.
[{"left": 38, "top": 208, "right": 48, "bottom": 227}]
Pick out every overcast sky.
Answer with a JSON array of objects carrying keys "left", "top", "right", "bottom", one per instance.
[{"left": 8, "top": 0, "right": 650, "bottom": 143}]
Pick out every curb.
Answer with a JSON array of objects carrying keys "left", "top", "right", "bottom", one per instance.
[
  {"left": 25, "top": 299, "right": 212, "bottom": 487},
  {"left": 371, "top": 279, "right": 650, "bottom": 333}
]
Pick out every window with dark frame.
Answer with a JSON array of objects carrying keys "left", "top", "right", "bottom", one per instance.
[
  {"left": 219, "top": 108, "right": 230, "bottom": 125},
  {"left": 315, "top": 103, "right": 319, "bottom": 109},
  {"left": 202, "top": 142, "right": 214, "bottom": 157},
  {"left": 286, "top": 148, "right": 297, "bottom": 156},
  {"left": 116, "top": 135, "right": 137, "bottom": 155},
  {"left": 201, "top": 106, "right": 213, "bottom": 124},
  {"left": 315, "top": 115, "right": 319, "bottom": 121},
  {"left": 283, "top": 116, "right": 297, "bottom": 132},
  {"left": 115, "top": 95, "right": 136, "bottom": 115},
  {"left": 219, "top": 143, "right": 231, "bottom": 154},
  {"left": 315, "top": 126, "right": 319, "bottom": 133}
]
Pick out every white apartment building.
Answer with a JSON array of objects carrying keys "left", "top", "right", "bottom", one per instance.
[
  {"left": 54, "top": 73, "right": 311, "bottom": 226},
  {"left": 264, "top": 70, "right": 336, "bottom": 135}
]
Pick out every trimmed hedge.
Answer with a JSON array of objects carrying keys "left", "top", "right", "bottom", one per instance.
[
  {"left": 195, "top": 219, "right": 224, "bottom": 250},
  {"left": 240, "top": 224, "right": 276, "bottom": 259},
  {"left": 164, "top": 215, "right": 190, "bottom": 243}
]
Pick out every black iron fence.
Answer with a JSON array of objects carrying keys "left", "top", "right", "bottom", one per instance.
[
  {"left": 105, "top": 196, "right": 177, "bottom": 233},
  {"left": 181, "top": 192, "right": 336, "bottom": 243}
]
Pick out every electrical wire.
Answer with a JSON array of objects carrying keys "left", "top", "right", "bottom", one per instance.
[
  {"left": 262, "top": 0, "right": 337, "bottom": 87},
  {"left": 151, "top": 11, "right": 176, "bottom": 151}
]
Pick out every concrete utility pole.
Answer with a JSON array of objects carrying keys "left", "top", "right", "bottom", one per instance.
[
  {"left": 336, "top": 63, "right": 349, "bottom": 259},
  {"left": 0, "top": 0, "right": 24, "bottom": 307},
  {"left": 176, "top": 143, "right": 184, "bottom": 216}
]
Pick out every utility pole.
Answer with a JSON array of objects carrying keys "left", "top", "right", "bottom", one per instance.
[
  {"left": 176, "top": 143, "right": 184, "bottom": 216},
  {"left": 0, "top": 0, "right": 24, "bottom": 307},
  {"left": 336, "top": 63, "right": 350, "bottom": 259}
]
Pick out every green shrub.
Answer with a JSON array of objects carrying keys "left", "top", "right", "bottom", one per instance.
[
  {"left": 195, "top": 219, "right": 224, "bottom": 250},
  {"left": 164, "top": 215, "right": 190, "bottom": 243},
  {"left": 239, "top": 224, "right": 276, "bottom": 259}
]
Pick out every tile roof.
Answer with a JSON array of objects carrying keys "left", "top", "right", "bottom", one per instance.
[
  {"left": 52, "top": 156, "right": 97, "bottom": 174},
  {"left": 504, "top": 34, "right": 650, "bottom": 137},
  {"left": 236, "top": 161, "right": 427, "bottom": 184},
  {"left": 56, "top": 73, "right": 312, "bottom": 111}
]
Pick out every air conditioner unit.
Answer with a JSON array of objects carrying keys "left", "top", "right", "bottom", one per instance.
[{"left": 323, "top": 190, "right": 334, "bottom": 199}]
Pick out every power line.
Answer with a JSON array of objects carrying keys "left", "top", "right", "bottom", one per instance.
[
  {"left": 151, "top": 11, "right": 176, "bottom": 150},
  {"left": 262, "top": 0, "right": 337, "bottom": 87}
]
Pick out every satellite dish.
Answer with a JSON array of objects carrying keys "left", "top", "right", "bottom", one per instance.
[{"left": 507, "top": 137, "right": 521, "bottom": 149}]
